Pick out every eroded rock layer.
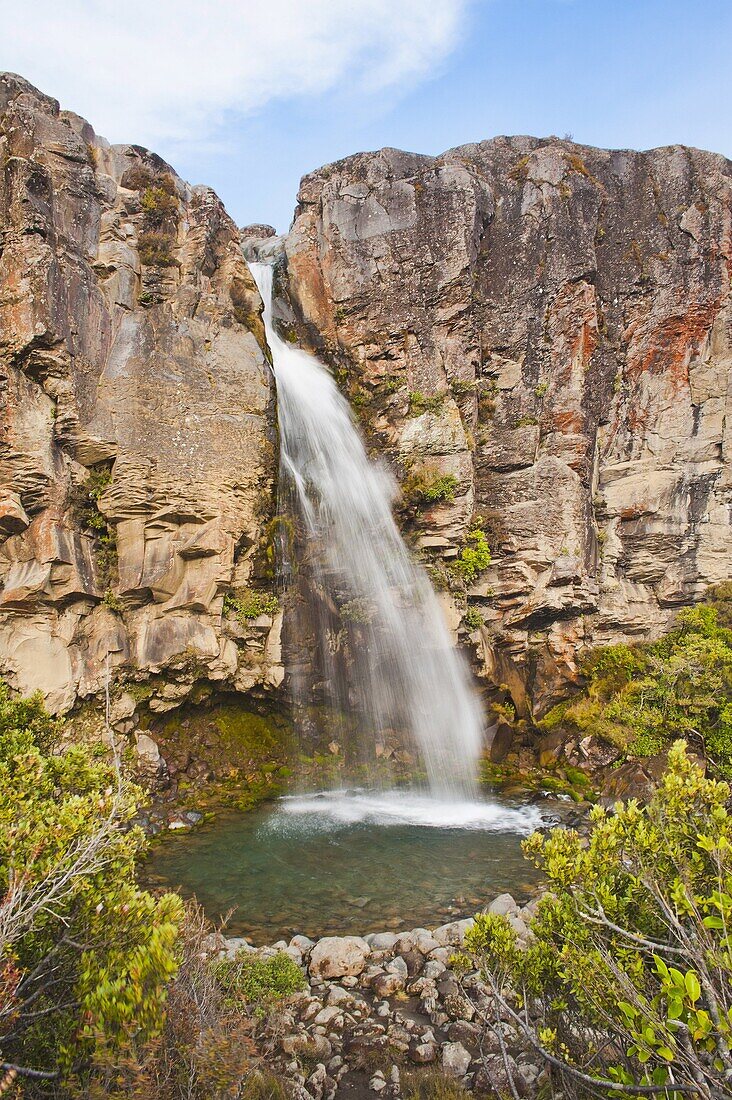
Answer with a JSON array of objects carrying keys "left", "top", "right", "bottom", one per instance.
[
  {"left": 279, "top": 139, "right": 732, "bottom": 715},
  {"left": 0, "top": 74, "right": 280, "bottom": 722}
]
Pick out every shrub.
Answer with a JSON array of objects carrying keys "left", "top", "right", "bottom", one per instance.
[
  {"left": 138, "top": 230, "right": 177, "bottom": 267},
  {"left": 125, "top": 167, "right": 180, "bottom": 273},
  {"left": 215, "top": 951, "right": 305, "bottom": 1015},
  {"left": 71, "top": 463, "right": 111, "bottom": 530},
  {"left": 68, "top": 903, "right": 275, "bottom": 1100},
  {"left": 408, "top": 390, "right": 445, "bottom": 417},
  {"left": 223, "top": 590, "right": 280, "bottom": 625},
  {"left": 122, "top": 164, "right": 177, "bottom": 197},
  {"left": 707, "top": 580, "right": 732, "bottom": 628},
  {"left": 509, "top": 154, "right": 531, "bottom": 182},
  {"left": 462, "top": 606, "right": 484, "bottom": 631},
  {"left": 102, "top": 588, "right": 123, "bottom": 613},
  {"left": 401, "top": 467, "right": 459, "bottom": 511},
  {"left": 565, "top": 152, "right": 590, "bottom": 177},
  {"left": 449, "top": 379, "right": 475, "bottom": 398},
  {"left": 451, "top": 528, "right": 491, "bottom": 585},
  {"left": 380, "top": 376, "right": 401, "bottom": 395},
  {"left": 0, "top": 684, "right": 183, "bottom": 1086},
  {"left": 140, "top": 185, "right": 179, "bottom": 228},
  {"left": 461, "top": 743, "right": 732, "bottom": 1099},
  {"left": 477, "top": 390, "right": 496, "bottom": 419},
  {"left": 69, "top": 463, "right": 118, "bottom": 590}
]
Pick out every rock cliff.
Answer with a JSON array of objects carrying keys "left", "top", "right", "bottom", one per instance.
[
  {"left": 278, "top": 138, "right": 732, "bottom": 716},
  {"left": 2, "top": 72, "right": 730, "bottom": 745},
  {"left": 0, "top": 73, "right": 280, "bottom": 730}
]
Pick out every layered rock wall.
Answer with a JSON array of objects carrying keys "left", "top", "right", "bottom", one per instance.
[
  {"left": 280, "top": 139, "right": 732, "bottom": 714},
  {"left": 2, "top": 73, "right": 730, "bottom": 735},
  {"left": 0, "top": 74, "right": 280, "bottom": 722}
]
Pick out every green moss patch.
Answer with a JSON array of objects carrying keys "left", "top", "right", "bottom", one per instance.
[{"left": 153, "top": 698, "right": 295, "bottom": 814}]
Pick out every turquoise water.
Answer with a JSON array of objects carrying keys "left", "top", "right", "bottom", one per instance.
[{"left": 143, "top": 790, "right": 546, "bottom": 944}]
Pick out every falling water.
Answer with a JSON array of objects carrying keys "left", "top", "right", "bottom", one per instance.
[{"left": 251, "top": 262, "right": 484, "bottom": 800}]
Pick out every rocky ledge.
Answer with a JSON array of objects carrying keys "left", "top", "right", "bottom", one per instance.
[{"left": 209, "top": 893, "right": 545, "bottom": 1100}]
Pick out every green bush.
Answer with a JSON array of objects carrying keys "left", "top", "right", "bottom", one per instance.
[
  {"left": 69, "top": 464, "right": 119, "bottom": 596},
  {"left": 462, "top": 606, "right": 484, "bottom": 630},
  {"left": 461, "top": 743, "right": 732, "bottom": 1098},
  {"left": 401, "top": 467, "right": 459, "bottom": 511},
  {"left": 449, "top": 379, "right": 475, "bottom": 398},
  {"left": 451, "top": 527, "right": 491, "bottom": 584},
  {"left": 408, "top": 390, "right": 445, "bottom": 416},
  {"left": 102, "top": 587, "right": 123, "bottom": 612},
  {"left": 215, "top": 950, "right": 305, "bottom": 1015},
  {"left": 140, "top": 185, "right": 179, "bottom": 228},
  {"left": 540, "top": 597, "right": 732, "bottom": 771},
  {"left": 0, "top": 684, "right": 183, "bottom": 1083},
  {"left": 224, "top": 589, "right": 280, "bottom": 624}
]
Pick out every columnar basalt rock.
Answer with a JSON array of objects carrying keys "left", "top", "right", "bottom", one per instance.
[
  {"left": 0, "top": 74, "right": 279, "bottom": 721},
  {"left": 278, "top": 139, "right": 732, "bottom": 716}
]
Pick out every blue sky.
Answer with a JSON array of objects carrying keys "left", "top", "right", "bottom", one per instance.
[{"left": 2, "top": 0, "right": 731, "bottom": 231}]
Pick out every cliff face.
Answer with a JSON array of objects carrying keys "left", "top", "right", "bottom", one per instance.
[
  {"left": 0, "top": 74, "right": 280, "bottom": 726},
  {"left": 280, "top": 138, "right": 732, "bottom": 716},
  {"left": 2, "top": 73, "right": 730, "bottom": 743}
]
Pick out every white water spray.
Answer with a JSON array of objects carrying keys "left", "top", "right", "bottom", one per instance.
[
  {"left": 270, "top": 790, "right": 543, "bottom": 834},
  {"left": 251, "top": 262, "right": 484, "bottom": 800}
]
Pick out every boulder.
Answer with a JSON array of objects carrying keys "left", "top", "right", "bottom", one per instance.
[
  {"left": 488, "top": 718, "right": 514, "bottom": 763},
  {"left": 365, "top": 932, "right": 399, "bottom": 951},
  {"left": 309, "top": 936, "right": 371, "bottom": 981},
  {"left": 410, "top": 1041, "right": 437, "bottom": 1064},
  {"left": 432, "top": 918, "right": 474, "bottom": 946},
  {"left": 441, "top": 1041, "right": 472, "bottom": 1077},
  {"left": 372, "top": 972, "right": 405, "bottom": 998},
  {"left": 488, "top": 893, "right": 519, "bottom": 918},
  {"left": 538, "top": 729, "right": 565, "bottom": 768}
]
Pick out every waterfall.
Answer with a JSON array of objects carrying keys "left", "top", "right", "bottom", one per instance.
[{"left": 251, "top": 262, "right": 484, "bottom": 800}]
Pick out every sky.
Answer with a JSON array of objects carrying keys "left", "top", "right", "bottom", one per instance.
[{"left": 1, "top": 0, "right": 731, "bottom": 232}]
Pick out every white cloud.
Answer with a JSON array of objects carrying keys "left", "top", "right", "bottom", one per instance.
[{"left": 0, "top": 0, "right": 468, "bottom": 149}]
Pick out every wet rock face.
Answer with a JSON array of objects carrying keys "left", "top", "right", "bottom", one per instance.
[
  {"left": 281, "top": 139, "right": 732, "bottom": 715},
  {"left": 0, "top": 74, "right": 279, "bottom": 716}
]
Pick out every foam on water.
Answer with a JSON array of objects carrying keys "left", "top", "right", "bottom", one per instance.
[{"left": 265, "top": 789, "right": 544, "bottom": 835}]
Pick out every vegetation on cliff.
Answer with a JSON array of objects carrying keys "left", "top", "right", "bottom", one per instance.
[{"left": 541, "top": 586, "right": 732, "bottom": 774}]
